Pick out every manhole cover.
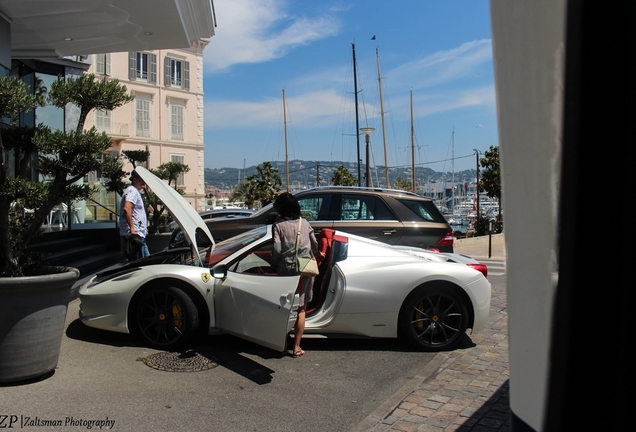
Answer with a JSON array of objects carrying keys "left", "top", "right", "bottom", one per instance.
[{"left": 141, "top": 350, "right": 219, "bottom": 372}]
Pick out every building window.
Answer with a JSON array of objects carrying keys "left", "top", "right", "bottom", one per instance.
[
  {"left": 164, "top": 57, "right": 190, "bottom": 90},
  {"left": 129, "top": 51, "right": 157, "bottom": 84},
  {"left": 170, "top": 59, "right": 182, "bottom": 86},
  {"left": 135, "top": 98, "right": 151, "bottom": 137},
  {"left": 86, "top": 152, "right": 112, "bottom": 182},
  {"left": 94, "top": 53, "right": 111, "bottom": 75},
  {"left": 34, "top": 73, "right": 64, "bottom": 132},
  {"left": 171, "top": 154, "right": 186, "bottom": 186},
  {"left": 171, "top": 103, "right": 184, "bottom": 140},
  {"left": 136, "top": 52, "right": 149, "bottom": 80},
  {"left": 95, "top": 109, "right": 111, "bottom": 133}
]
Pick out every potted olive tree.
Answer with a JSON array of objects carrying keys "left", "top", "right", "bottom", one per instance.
[{"left": 0, "top": 73, "right": 133, "bottom": 383}]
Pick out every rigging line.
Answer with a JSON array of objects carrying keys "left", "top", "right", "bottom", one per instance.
[
  {"left": 352, "top": 42, "right": 362, "bottom": 185},
  {"left": 263, "top": 90, "right": 285, "bottom": 170},
  {"left": 408, "top": 91, "right": 428, "bottom": 162},
  {"left": 392, "top": 153, "right": 476, "bottom": 169},
  {"left": 282, "top": 90, "right": 306, "bottom": 164},
  {"left": 440, "top": 129, "right": 455, "bottom": 174},
  {"left": 354, "top": 53, "right": 371, "bottom": 129},
  {"left": 370, "top": 143, "right": 381, "bottom": 188},
  {"left": 330, "top": 45, "right": 356, "bottom": 165},
  {"left": 275, "top": 92, "right": 284, "bottom": 169},
  {"left": 359, "top": 86, "right": 372, "bottom": 128}
]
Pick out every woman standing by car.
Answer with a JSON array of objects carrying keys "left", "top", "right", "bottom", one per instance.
[{"left": 272, "top": 192, "right": 323, "bottom": 358}]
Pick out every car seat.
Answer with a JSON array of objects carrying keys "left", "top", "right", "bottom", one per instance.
[{"left": 307, "top": 228, "right": 336, "bottom": 315}]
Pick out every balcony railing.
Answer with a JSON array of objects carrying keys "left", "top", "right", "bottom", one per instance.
[{"left": 97, "top": 122, "right": 129, "bottom": 136}]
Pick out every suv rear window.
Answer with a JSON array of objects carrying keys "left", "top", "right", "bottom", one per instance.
[
  {"left": 298, "top": 194, "right": 332, "bottom": 221},
  {"left": 339, "top": 194, "right": 396, "bottom": 220},
  {"left": 396, "top": 198, "right": 445, "bottom": 222}
]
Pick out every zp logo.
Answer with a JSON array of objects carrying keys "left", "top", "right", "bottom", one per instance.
[{"left": 0, "top": 415, "right": 18, "bottom": 428}]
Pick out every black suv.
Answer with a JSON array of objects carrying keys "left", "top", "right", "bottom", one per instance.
[{"left": 181, "top": 187, "right": 454, "bottom": 252}]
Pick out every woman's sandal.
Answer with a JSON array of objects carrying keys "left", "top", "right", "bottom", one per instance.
[{"left": 291, "top": 349, "right": 305, "bottom": 358}]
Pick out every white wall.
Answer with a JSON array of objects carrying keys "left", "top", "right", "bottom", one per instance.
[{"left": 490, "top": 1, "right": 565, "bottom": 429}]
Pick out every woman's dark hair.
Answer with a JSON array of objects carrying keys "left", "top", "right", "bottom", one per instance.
[{"left": 273, "top": 192, "right": 301, "bottom": 219}]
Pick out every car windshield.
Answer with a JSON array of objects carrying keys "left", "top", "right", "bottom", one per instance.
[{"left": 203, "top": 226, "right": 268, "bottom": 267}]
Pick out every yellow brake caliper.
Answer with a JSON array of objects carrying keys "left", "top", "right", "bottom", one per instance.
[
  {"left": 416, "top": 304, "right": 425, "bottom": 331},
  {"left": 171, "top": 301, "right": 184, "bottom": 331}
]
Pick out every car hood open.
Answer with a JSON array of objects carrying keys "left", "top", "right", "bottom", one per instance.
[{"left": 135, "top": 167, "right": 215, "bottom": 262}]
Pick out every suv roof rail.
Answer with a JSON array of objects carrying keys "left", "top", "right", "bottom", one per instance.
[{"left": 299, "top": 185, "right": 422, "bottom": 196}]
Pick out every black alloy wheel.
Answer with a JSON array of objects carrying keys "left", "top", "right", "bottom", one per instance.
[
  {"left": 399, "top": 286, "right": 468, "bottom": 351},
  {"left": 133, "top": 285, "right": 199, "bottom": 350}
]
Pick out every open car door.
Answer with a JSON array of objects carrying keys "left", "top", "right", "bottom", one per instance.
[{"left": 214, "top": 268, "right": 299, "bottom": 352}]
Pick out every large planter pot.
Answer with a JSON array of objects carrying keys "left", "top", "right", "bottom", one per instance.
[{"left": 0, "top": 266, "right": 79, "bottom": 384}]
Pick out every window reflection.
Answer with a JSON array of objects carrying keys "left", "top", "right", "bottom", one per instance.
[{"left": 35, "top": 73, "right": 64, "bottom": 131}]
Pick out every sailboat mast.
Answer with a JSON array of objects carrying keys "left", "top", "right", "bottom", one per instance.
[
  {"left": 283, "top": 89, "right": 290, "bottom": 191},
  {"left": 410, "top": 89, "right": 416, "bottom": 193},
  {"left": 451, "top": 128, "right": 455, "bottom": 213},
  {"left": 376, "top": 48, "right": 390, "bottom": 188},
  {"left": 352, "top": 43, "right": 362, "bottom": 186}
]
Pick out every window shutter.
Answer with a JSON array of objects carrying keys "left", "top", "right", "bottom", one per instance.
[
  {"left": 164, "top": 56, "right": 171, "bottom": 87},
  {"left": 129, "top": 52, "right": 136, "bottom": 80},
  {"left": 171, "top": 154, "right": 186, "bottom": 186},
  {"left": 170, "top": 104, "right": 184, "bottom": 140},
  {"left": 136, "top": 99, "right": 151, "bottom": 137},
  {"left": 105, "top": 53, "right": 111, "bottom": 76},
  {"left": 149, "top": 53, "right": 157, "bottom": 84},
  {"left": 96, "top": 54, "right": 104, "bottom": 74},
  {"left": 183, "top": 61, "right": 190, "bottom": 90}
]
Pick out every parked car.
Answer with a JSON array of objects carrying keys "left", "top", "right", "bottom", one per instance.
[
  {"left": 172, "top": 187, "right": 455, "bottom": 252},
  {"left": 78, "top": 168, "right": 491, "bottom": 353},
  {"left": 168, "top": 208, "right": 254, "bottom": 230}
]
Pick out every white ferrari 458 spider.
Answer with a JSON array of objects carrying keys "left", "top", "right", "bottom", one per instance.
[{"left": 79, "top": 167, "right": 491, "bottom": 353}]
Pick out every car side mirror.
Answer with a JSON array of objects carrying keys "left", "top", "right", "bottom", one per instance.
[
  {"left": 266, "top": 211, "right": 279, "bottom": 224},
  {"left": 212, "top": 265, "right": 227, "bottom": 280},
  {"left": 332, "top": 241, "right": 348, "bottom": 263}
]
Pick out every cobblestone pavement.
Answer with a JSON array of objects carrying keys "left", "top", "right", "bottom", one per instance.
[{"left": 352, "top": 234, "right": 510, "bottom": 432}]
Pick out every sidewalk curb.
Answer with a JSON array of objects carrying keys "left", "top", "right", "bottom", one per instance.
[{"left": 349, "top": 353, "right": 450, "bottom": 432}]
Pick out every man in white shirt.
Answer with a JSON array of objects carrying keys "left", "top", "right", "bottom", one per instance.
[{"left": 119, "top": 170, "right": 149, "bottom": 260}]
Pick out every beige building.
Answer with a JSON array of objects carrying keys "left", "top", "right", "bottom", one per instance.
[
  {"left": 83, "top": 42, "right": 209, "bottom": 211},
  {"left": 1, "top": 0, "right": 216, "bottom": 227}
]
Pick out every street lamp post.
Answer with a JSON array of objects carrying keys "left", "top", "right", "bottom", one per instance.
[{"left": 360, "top": 127, "right": 375, "bottom": 187}]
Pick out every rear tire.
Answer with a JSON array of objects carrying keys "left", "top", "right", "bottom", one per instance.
[
  {"left": 132, "top": 285, "right": 199, "bottom": 350},
  {"left": 399, "top": 285, "right": 468, "bottom": 351}
]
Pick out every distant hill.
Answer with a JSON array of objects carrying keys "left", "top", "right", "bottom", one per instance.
[{"left": 205, "top": 160, "right": 476, "bottom": 191}]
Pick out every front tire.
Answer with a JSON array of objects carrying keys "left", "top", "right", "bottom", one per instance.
[
  {"left": 399, "top": 285, "right": 468, "bottom": 351},
  {"left": 132, "top": 285, "right": 199, "bottom": 350}
]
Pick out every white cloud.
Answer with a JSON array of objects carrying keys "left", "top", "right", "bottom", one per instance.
[
  {"left": 402, "top": 85, "right": 497, "bottom": 118},
  {"left": 387, "top": 39, "right": 493, "bottom": 89},
  {"left": 205, "top": 83, "right": 495, "bottom": 133},
  {"left": 204, "top": 37, "right": 496, "bottom": 131},
  {"left": 205, "top": 0, "right": 341, "bottom": 72},
  {"left": 205, "top": 90, "right": 344, "bottom": 128}
]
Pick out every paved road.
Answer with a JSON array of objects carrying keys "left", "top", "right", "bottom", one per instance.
[
  {"left": 3, "top": 234, "right": 507, "bottom": 431},
  {"left": 3, "top": 299, "right": 446, "bottom": 432}
]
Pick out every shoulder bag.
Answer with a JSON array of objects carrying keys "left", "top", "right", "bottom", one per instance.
[{"left": 294, "top": 218, "right": 319, "bottom": 277}]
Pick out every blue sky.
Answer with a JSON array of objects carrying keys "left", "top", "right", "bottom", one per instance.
[{"left": 202, "top": 0, "right": 496, "bottom": 174}]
